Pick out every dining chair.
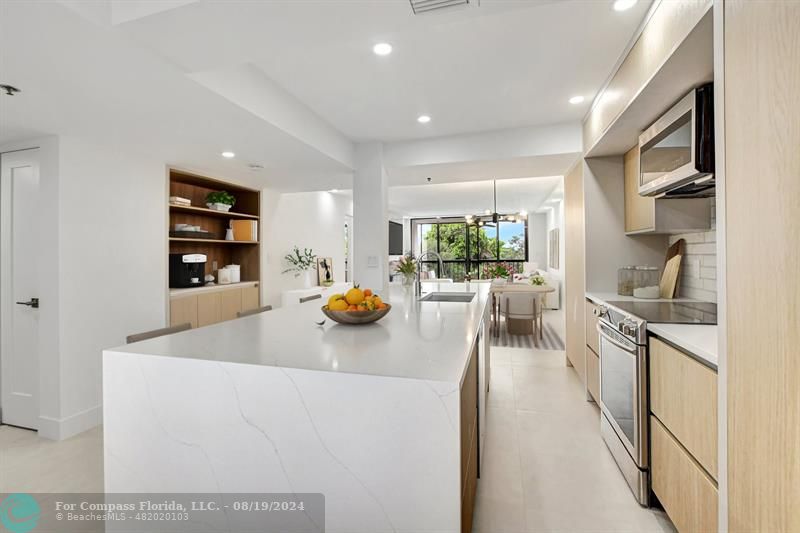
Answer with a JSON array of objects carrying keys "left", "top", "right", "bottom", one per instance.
[
  {"left": 299, "top": 294, "right": 322, "bottom": 304},
  {"left": 126, "top": 323, "right": 191, "bottom": 344},
  {"left": 237, "top": 305, "right": 273, "bottom": 318},
  {"left": 501, "top": 293, "right": 543, "bottom": 343}
]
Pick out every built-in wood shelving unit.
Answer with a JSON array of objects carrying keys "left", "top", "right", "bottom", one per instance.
[
  {"left": 168, "top": 168, "right": 261, "bottom": 285},
  {"left": 168, "top": 203, "right": 260, "bottom": 220},
  {"left": 169, "top": 238, "right": 258, "bottom": 244}
]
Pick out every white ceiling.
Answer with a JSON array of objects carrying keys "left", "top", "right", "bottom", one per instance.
[
  {"left": 117, "top": 0, "right": 652, "bottom": 142},
  {"left": 1, "top": 0, "right": 651, "bottom": 192},
  {"left": 387, "top": 175, "right": 562, "bottom": 217}
]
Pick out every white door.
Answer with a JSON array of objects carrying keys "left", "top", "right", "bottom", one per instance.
[{"left": 1, "top": 149, "right": 40, "bottom": 429}]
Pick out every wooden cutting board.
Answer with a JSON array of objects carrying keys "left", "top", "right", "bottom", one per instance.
[{"left": 660, "top": 238, "right": 686, "bottom": 298}]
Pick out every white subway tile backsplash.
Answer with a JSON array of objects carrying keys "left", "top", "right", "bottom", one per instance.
[
  {"left": 701, "top": 267, "right": 717, "bottom": 280},
  {"left": 682, "top": 287, "right": 717, "bottom": 302},
  {"left": 681, "top": 275, "right": 705, "bottom": 289},
  {"left": 685, "top": 242, "right": 717, "bottom": 255},
  {"left": 701, "top": 255, "right": 717, "bottom": 267},
  {"left": 673, "top": 201, "right": 717, "bottom": 302}
]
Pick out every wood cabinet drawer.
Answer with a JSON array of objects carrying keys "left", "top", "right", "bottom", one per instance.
[
  {"left": 461, "top": 412, "right": 478, "bottom": 533},
  {"left": 651, "top": 416, "right": 718, "bottom": 533},
  {"left": 460, "top": 346, "right": 478, "bottom": 482},
  {"left": 220, "top": 288, "right": 242, "bottom": 322},
  {"left": 586, "top": 345, "right": 600, "bottom": 402},
  {"left": 170, "top": 295, "right": 198, "bottom": 329},
  {"left": 241, "top": 284, "right": 260, "bottom": 312},
  {"left": 585, "top": 300, "right": 600, "bottom": 355},
  {"left": 650, "top": 337, "right": 718, "bottom": 478}
]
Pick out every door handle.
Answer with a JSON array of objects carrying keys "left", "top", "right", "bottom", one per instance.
[{"left": 16, "top": 298, "right": 39, "bottom": 308}]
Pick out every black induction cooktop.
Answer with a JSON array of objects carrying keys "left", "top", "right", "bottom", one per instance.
[{"left": 606, "top": 301, "right": 717, "bottom": 325}]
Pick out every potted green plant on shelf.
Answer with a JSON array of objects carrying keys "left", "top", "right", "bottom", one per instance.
[
  {"left": 205, "top": 191, "right": 236, "bottom": 212},
  {"left": 394, "top": 252, "right": 417, "bottom": 287},
  {"left": 283, "top": 246, "right": 317, "bottom": 289}
]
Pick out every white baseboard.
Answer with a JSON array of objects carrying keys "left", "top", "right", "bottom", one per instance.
[{"left": 38, "top": 405, "right": 102, "bottom": 440}]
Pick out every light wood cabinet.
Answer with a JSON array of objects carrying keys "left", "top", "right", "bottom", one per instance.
[
  {"left": 460, "top": 341, "right": 479, "bottom": 533},
  {"left": 197, "top": 292, "right": 221, "bottom": 327},
  {"left": 170, "top": 283, "right": 259, "bottom": 329},
  {"left": 586, "top": 346, "right": 600, "bottom": 403},
  {"left": 623, "top": 146, "right": 712, "bottom": 235},
  {"left": 651, "top": 416, "right": 718, "bottom": 533},
  {"left": 241, "top": 285, "right": 260, "bottom": 312},
  {"left": 220, "top": 288, "right": 242, "bottom": 322},
  {"left": 624, "top": 147, "right": 655, "bottom": 233},
  {"left": 169, "top": 295, "right": 198, "bottom": 329},
  {"left": 650, "top": 337, "right": 718, "bottom": 479},
  {"left": 564, "top": 162, "right": 586, "bottom": 381},
  {"left": 585, "top": 300, "right": 600, "bottom": 356},
  {"left": 725, "top": 1, "right": 800, "bottom": 531}
]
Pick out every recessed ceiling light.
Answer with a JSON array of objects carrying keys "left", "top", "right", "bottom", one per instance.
[
  {"left": 569, "top": 95, "right": 585, "bottom": 105},
  {"left": 221, "top": 151, "right": 235, "bottom": 158},
  {"left": 373, "top": 43, "right": 393, "bottom": 56},
  {"left": 613, "top": 0, "right": 637, "bottom": 11},
  {"left": 417, "top": 115, "right": 431, "bottom": 124}
]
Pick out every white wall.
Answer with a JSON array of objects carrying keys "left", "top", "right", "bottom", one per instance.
[
  {"left": 261, "top": 190, "right": 352, "bottom": 308},
  {"left": 528, "top": 213, "right": 548, "bottom": 270},
  {"left": 56, "top": 135, "right": 167, "bottom": 438},
  {"left": 583, "top": 157, "right": 667, "bottom": 293}
]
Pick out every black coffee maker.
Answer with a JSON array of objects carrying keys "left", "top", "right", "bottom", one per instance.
[{"left": 169, "top": 253, "right": 207, "bottom": 288}]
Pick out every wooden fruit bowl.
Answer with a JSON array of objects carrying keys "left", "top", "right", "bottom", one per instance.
[{"left": 321, "top": 304, "right": 392, "bottom": 325}]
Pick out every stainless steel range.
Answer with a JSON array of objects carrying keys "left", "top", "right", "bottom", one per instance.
[{"left": 593, "top": 300, "right": 716, "bottom": 506}]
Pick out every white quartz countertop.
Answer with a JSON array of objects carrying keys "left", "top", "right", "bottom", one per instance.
[
  {"left": 169, "top": 281, "right": 258, "bottom": 297},
  {"left": 646, "top": 323, "right": 718, "bottom": 369},
  {"left": 110, "top": 283, "right": 491, "bottom": 384}
]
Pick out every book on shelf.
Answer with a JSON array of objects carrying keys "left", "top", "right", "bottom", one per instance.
[
  {"left": 230, "top": 219, "right": 258, "bottom": 241},
  {"left": 169, "top": 196, "right": 191, "bottom": 206}
]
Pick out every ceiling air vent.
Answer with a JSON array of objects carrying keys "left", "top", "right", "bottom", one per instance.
[{"left": 409, "top": 0, "right": 478, "bottom": 15}]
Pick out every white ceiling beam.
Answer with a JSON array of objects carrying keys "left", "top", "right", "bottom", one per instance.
[{"left": 188, "top": 64, "right": 355, "bottom": 170}]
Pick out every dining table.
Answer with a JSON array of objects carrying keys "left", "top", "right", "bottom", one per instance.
[{"left": 489, "top": 282, "right": 556, "bottom": 338}]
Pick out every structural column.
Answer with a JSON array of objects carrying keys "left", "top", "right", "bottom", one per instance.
[{"left": 352, "top": 142, "right": 389, "bottom": 294}]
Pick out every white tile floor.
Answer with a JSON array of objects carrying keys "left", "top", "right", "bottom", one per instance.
[
  {"left": 0, "top": 310, "right": 674, "bottom": 532},
  {"left": 473, "top": 311, "right": 674, "bottom": 533}
]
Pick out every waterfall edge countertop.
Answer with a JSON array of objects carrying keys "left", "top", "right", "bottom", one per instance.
[{"left": 110, "top": 282, "right": 492, "bottom": 385}]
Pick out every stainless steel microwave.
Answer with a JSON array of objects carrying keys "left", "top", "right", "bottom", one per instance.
[{"left": 638, "top": 83, "right": 715, "bottom": 198}]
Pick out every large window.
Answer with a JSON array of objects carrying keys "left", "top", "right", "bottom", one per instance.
[{"left": 412, "top": 217, "right": 528, "bottom": 281}]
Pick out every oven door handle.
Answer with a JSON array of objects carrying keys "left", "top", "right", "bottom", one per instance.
[{"left": 597, "top": 323, "right": 637, "bottom": 353}]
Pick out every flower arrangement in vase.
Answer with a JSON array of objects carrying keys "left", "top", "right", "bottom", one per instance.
[
  {"left": 530, "top": 274, "right": 546, "bottom": 286},
  {"left": 483, "top": 262, "right": 516, "bottom": 282},
  {"left": 395, "top": 253, "right": 417, "bottom": 287},
  {"left": 283, "top": 246, "right": 317, "bottom": 288}
]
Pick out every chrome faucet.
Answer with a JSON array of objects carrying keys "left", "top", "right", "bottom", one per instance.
[{"left": 416, "top": 251, "right": 444, "bottom": 297}]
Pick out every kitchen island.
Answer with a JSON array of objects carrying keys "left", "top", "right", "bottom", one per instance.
[{"left": 103, "top": 283, "right": 491, "bottom": 533}]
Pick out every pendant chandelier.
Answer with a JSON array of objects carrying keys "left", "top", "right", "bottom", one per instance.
[{"left": 465, "top": 180, "right": 527, "bottom": 227}]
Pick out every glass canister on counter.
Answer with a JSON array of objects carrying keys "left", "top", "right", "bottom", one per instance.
[
  {"left": 633, "top": 266, "right": 661, "bottom": 299},
  {"left": 617, "top": 266, "right": 636, "bottom": 296}
]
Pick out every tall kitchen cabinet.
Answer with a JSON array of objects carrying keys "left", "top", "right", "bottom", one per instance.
[
  {"left": 725, "top": 1, "right": 800, "bottom": 531},
  {"left": 167, "top": 169, "right": 262, "bottom": 328},
  {"left": 564, "top": 161, "right": 586, "bottom": 381}
]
